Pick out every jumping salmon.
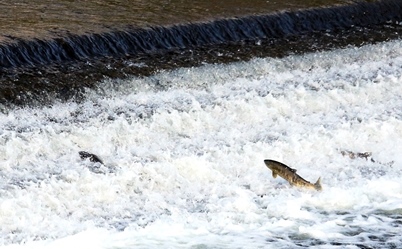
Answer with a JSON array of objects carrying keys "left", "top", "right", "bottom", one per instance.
[{"left": 264, "top": 159, "right": 322, "bottom": 191}]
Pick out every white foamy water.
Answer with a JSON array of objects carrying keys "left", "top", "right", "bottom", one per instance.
[{"left": 1, "top": 40, "right": 402, "bottom": 249}]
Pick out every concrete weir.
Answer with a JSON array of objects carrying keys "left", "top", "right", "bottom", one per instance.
[{"left": 0, "top": 0, "right": 401, "bottom": 107}]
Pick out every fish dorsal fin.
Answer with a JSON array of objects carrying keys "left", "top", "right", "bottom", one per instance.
[
  {"left": 272, "top": 171, "right": 278, "bottom": 178},
  {"left": 290, "top": 168, "right": 297, "bottom": 173}
]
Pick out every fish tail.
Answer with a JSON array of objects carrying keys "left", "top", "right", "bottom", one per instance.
[{"left": 314, "top": 177, "right": 322, "bottom": 191}]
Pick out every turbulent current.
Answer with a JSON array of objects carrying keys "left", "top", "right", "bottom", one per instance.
[{"left": 0, "top": 39, "right": 401, "bottom": 248}]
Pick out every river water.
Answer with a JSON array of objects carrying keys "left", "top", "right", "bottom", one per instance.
[
  {"left": 1, "top": 0, "right": 401, "bottom": 106},
  {"left": 0, "top": 1, "right": 402, "bottom": 248},
  {"left": 1, "top": 38, "right": 402, "bottom": 249},
  {"left": 0, "top": 0, "right": 352, "bottom": 41}
]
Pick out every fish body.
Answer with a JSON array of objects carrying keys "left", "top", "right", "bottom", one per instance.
[
  {"left": 79, "top": 151, "right": 118, "bottom": 174},
  {"left": 79, "top": 151, "right": 104, "bottom": 164},
  {"left": 264, "top": 159, "right": 322, "bottom": 191}
]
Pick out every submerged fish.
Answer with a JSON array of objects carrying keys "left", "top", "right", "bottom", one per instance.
[
  {"left": 264, "top": 159, "right": 322, "bottom": 191},
  {"left": 79, "top": 151, "right": 104, "bottom": 165},
  {"left": 340, "top": 150, "right": 373, "bottom": 160},
  {"left": 78, "top": 151, "right": 118, "bottom": 174}
]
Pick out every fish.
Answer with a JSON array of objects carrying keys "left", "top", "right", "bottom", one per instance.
[
  {"left": 340, "top": 150, "right": 372, "bottom": 160},
  {"left": 79, "top": 151, "right": 104, "bottom": 165},
  {"left": 264, "top": 159, "right": 322, "bottom": 191},
  {"left": 79, "top": 151, "right": 118, "bottom": 174}
]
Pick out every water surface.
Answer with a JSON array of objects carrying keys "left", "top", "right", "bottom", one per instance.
[
  {"left": 0, "top": 0, "right": 401, "bottom": 107},
  {"left": 0, "top": 0, "right": 354, "bottom": 41},
  {"left": 0, "top": 2, "right": 401, "bottom": 247},
  {"left": 0, "top": 38, "right": 401, "bottom": 249}
]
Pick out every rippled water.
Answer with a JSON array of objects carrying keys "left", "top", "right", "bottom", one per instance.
[{"left": 0, "top": 0, "right": 352, "bottom": 41}]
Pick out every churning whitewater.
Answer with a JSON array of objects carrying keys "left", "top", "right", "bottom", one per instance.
[{"left": 1, "top": 40, "right": 402, "bottom": 248}]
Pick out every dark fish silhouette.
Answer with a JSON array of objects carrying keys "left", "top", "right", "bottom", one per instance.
[
  {"left": 79, "top": 151, "right": 104, "bottom": 165},
  {"left": 264, "top": 159, "right": 322, "bottom": 191}
]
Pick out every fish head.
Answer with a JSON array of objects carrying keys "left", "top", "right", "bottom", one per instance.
[
  {"left": 264, "top": 160, "right": 281, "bottom": 178},
  {"left": 264, "top": 159, "right": 275, "bottom": 170}
]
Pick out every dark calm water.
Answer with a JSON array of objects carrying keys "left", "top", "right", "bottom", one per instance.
[{"left": 0, "top": 0, "right": 401, "bottom": 107}]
